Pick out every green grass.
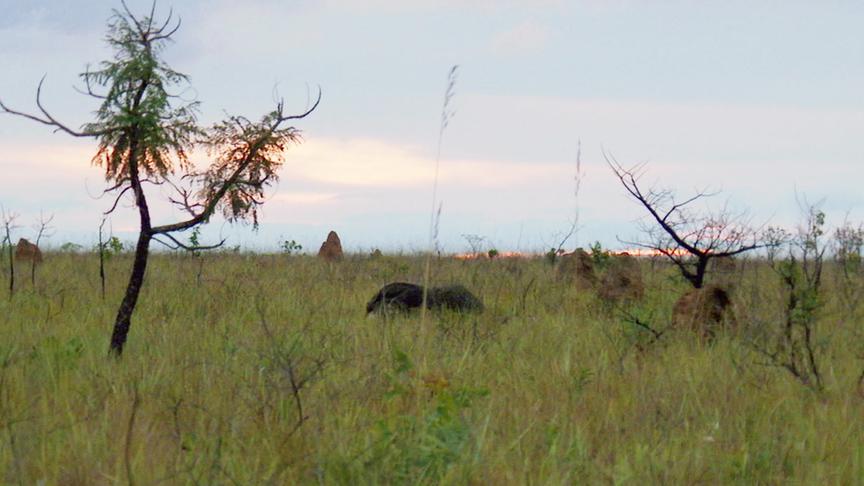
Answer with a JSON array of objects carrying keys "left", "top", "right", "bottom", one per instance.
[{"left": 0, "top": 252, "right": 862, "bottom": 484}]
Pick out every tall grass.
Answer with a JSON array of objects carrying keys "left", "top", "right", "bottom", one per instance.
[
  {"left": 422, "top": 65, "right": 459, "bottom": 327},
  {"left": 0, "top": 251, "right": 862, "bottom": 484}
]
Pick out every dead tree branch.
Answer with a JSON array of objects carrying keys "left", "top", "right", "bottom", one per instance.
[{"left": 606, "top": 153, "right": 762, "bottom": 288}]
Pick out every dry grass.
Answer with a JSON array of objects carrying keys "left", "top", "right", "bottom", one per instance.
[{"left": 0, "top": 252, "right": 862, "bottom": 484}]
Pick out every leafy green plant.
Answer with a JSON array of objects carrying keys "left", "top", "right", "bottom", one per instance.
[
  {"left": 352, "top": 349, "right": 489, "bottom": 484},
  {"left": 93, "top": 236, "right": 124, "bottom": 260},
  {"left": 281, "top": 239, "right": 303, "bottom": 255},
  {"left": 108, "top": 236, "right": 124, "bottom": 255},
  {"left": 188, "top": 227, "right": 201, "bottom": 251},
  {"left": 758, "top": 205, "right": 827, "bottom": 390},
  {"left": 545, "top": 247, "right": 565, "bottom": 265},
  {"left": 188, "top": 226, "right": 205, "bottom": 285},
  {"left": 589, "top": 241, "right": 612, "bottom": 270}
]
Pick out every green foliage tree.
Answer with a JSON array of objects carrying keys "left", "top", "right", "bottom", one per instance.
[
  {"left": 59, "top": 242, "right": 84, "bottom": 253},
  {"left": 760, "top": 204, "right": 827, "bottom": 390},
  {"left": 0, "top": 3, "right": 319, "bottom": 355}
]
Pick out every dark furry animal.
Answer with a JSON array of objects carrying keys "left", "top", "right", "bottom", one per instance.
[
  {"left": 366, "top": 282, "right": 484, "bottom": 315},
  {"left": 366, "top": 282, "right": 425, "bottom": 314},
  {"left": 427, "top": 284, "right": 485, "bottom": 313}
]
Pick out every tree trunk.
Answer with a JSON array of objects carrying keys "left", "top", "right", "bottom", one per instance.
[
  {"left": 693, "top": 256, "right": 709, "bottom": 289},
  {"left": 5, "top": 236, "right": 12, "bottom": 300},
  {"left": 99, "top": 219, "right": 106, "bottom": 300},
  {"left": 109, "top": 140, "right": 151, "bottom": 357},
  {"left": 109, "top": 231, "right": 151, "bottom": 356}
]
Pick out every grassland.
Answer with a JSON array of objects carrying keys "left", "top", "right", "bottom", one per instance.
[{"left": 0, "top": 251, "right": 862, "bottom": 484}]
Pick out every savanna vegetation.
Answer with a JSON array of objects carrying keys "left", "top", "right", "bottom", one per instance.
[
  {"left": 0, "top": 243, "right": 863, "bottom": 484},
  {"left": 2, "top": 2, "right": 864, "bottom": 485},
  {"left": 0, "top": 3, "right": 319, "bottom": 356}
]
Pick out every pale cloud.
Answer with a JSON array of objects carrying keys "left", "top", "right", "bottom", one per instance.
[
  {"left": 490, "top": 20, "right": 553, "bottom": 56},
  {"left": 319, "top": 0, "right": 564, "bottom": 12},
  {"left": 189, "top": 2, "right": 322, "bottom": 57},
  {"left": 281, "top": 136, "right": 572, "bottom": 189},
  {"left": 3, "top": 93, "right": 862, "bottom": 250},
  {"left": 284, "top": 137, "right": 435, "bottom": 186},
  {"left": 0, "top": 142, "right": 105, "bottom": 207},
  {"left": 0, "top": 134, "right": 577, "bottom": 247},
  {"left": 451, "top": 93, "right": 864, "bottom": 176},
  {"left": 2, "top": 0, "right": 862, "bottom": 251},
  {"left": 270, "top": 192, "right": 339, "bottom": 205},
  {"left": 441, "top": 93, "right": 864, "bottom": 236}
]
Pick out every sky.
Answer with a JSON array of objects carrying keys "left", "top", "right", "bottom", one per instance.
[{"left": 1, "top": 0, "right": 862, "bottom": 253}]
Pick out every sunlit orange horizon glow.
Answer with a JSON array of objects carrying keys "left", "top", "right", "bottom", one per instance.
[
  {"left": 452, "top": 251, "right": 531, "bottom": 260},
  {"left": 451, "top": 248, "right": 689, "bottom": 260},
  {"left": 618, "top": 248, "right": 691, "bottom": 258}
]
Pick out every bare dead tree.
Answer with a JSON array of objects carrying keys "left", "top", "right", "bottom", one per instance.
[
  {"left": 461, "top": 234, "right": 487, "bottom": 258},
  {"left": 1, "top": 4, "right": 320, "bottom": 355},
  {"left": 98, "top": 218, "right": 108, "bottom": 300},
  {"left": 1, "top": 209, "right": 18, "bottom": 300},
  {"left": 254, "top": 299, "right": 326, "bottom": 443},
  {"left": 30, "top": 212, "right": 54, "bottom": 287},
  {"left": 832, "top": 218, "right": 864, "bottom": 318},
  {"left": 832, "top": 219, "right": 864, "bottom": 396},
  {"left": 546, "top": 140, "right": 584, "bottom": 264},
  {"left": 620, "top": 309, "right": 667, "bottom": 347},
  {"left": 607, "top": 155, "right": 762, "bottom": 288}
]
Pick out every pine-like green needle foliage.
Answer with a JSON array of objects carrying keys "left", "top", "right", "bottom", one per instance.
[{"left": 81, "top": 8, "right": 201, "bottom": 183}]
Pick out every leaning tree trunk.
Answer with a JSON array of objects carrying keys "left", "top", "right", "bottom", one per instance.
[
  {"left": 109, "top": 231, "right": 152, "bottom": 355},
  {"left": 109, "top": 148, "right": 152, "bottom": 356}
]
